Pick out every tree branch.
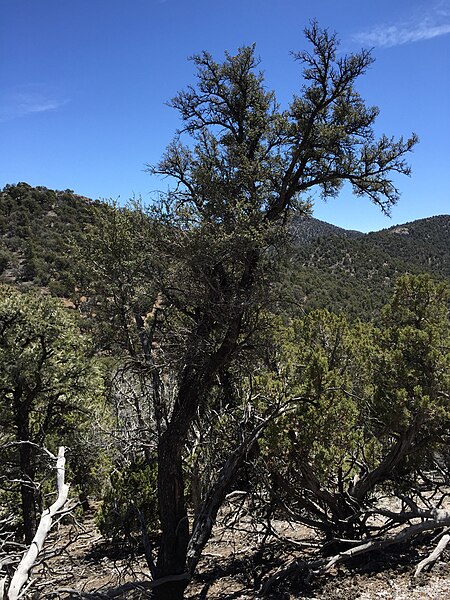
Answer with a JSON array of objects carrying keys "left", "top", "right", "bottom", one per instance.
[{"left": 7, "top": 446, "right": 70, "bottom": 600}]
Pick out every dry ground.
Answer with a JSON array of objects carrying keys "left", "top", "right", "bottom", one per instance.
[{"left": 14, "top": 500, "right": 450, "bottom": 599}]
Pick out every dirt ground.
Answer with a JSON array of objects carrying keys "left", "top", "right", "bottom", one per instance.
[{"left": 15, "top": 502, "right": 450, "bottom": 599}]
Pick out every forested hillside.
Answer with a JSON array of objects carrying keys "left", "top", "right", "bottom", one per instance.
[
  {"left": 1, "top": 183, "right": 449, "bottom": 321},
  {"left": 283, "top": 214, "right": 450, "bottom": 318},
  {"left": 0, "top": 182, "right": 105, "bottom": 295}
]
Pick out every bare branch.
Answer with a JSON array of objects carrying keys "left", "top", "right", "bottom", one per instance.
[{"left": 7, "top": 447, "right": 70, "bottom": 600}]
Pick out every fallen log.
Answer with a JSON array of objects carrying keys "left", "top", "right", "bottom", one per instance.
[{"left": 414, "top": 531, "right": 450, "bottom": 576}]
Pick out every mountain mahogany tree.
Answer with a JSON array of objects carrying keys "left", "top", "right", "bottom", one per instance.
[
  {"left": 147, "top": 23, "right": 417, "bottom": 599},
  {"left": 82, "top": 23, "right": 417, "bottom": 599}
]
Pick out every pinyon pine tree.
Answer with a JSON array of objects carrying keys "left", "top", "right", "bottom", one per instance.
[{"left": 81, "top": 23, "right": 417, "bottom": 599}]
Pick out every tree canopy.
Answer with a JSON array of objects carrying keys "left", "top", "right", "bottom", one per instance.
[
  {"left": 124, "top": 23, "right": 418, "bottom": 599},
  {"left": 0, "top": 286, "right": 103, "bottom": 542}
]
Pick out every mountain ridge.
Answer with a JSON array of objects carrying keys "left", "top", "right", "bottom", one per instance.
[
  {"left": 283, "top": 213, "right": 450, "bottom": 318},
  {"left": 1, "top": 183, "right": 449, "bottom": 319},
  {"left": 289, "top": 213, "right": 450, "bottom": 243},
  {"left": 288, "top": 214, "right": 364, "bottom": 243}
]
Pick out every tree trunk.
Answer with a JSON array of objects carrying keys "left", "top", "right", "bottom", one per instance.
[
  {"left": 153, "top": 254, "right": 259, "bottom": 599},
  {"left": 153, "top": 430, "right": 190, "bottom": 600},
  {"left": 15, "top": 409, "right": 37, "bottom": 544},
  {"left": 152, "top": 341, "right": 243, "bottom": 597}
]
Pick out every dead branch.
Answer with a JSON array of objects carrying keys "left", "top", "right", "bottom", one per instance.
[
  {"left": 414, "top": 531, "right": 450, "bottom": 576},
  {"left": 323, "top": 509, "right": 450, "bottom": 571},
  {"left": 52, "top": 580, "right": 155, "bottom": 598},
  {"left": 186, "top": 401, "right": 292, "bottom": 575},
  {"left": 7, "top": 446, "right": 70, "bottom": 600},
  {"left": 260, "top": 508, "right": 450, "bottom": 597}
]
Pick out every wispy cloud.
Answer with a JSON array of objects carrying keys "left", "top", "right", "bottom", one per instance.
[
  {"left": 353, "top": 3, "right": 450, "bottom": 47},
  {"left": 0, "top": 90, "right": 68, "bottom": 123}
]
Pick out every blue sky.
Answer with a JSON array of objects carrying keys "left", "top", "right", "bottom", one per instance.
[{"left": 0, "top": 0, "right": 449, "bottom": 232}]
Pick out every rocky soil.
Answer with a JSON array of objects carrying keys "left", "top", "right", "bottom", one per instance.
[{"left": 13, "top": 500, "right": 450, "bottom": 600}]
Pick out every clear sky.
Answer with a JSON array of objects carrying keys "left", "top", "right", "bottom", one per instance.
[{"left": 1, "top": 0, "right": 449, "bottom": 232}]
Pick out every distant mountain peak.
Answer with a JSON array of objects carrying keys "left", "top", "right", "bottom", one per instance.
[{"left": 289, "top": 214, "right": 364, "bottom": 244}]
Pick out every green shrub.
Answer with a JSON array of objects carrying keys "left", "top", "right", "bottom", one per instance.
[
  {"left": 0, "top": 248, "right": 10, "bottom": 274},
  {"left": 97, "top": 458, "right": 158, "bottom": 543}
]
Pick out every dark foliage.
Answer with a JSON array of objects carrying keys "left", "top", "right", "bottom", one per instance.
[
  {"left": 281, "top": 214, "right": 450, "bottom": 318},
  {"left": 0, "top": 182, "right": 106, "bottom": 296},
  {"left": 1, "top": 183, "right": 448, "bottom": 322}
]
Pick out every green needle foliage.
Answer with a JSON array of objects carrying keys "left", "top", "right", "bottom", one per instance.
[
  {"left": 372, "top": 274, "right": 450, "bottom": 463},
  {"left": 0, "top": 286, "right": 104, "bottom": 542},
  {"left": 257, "top": 275, "right": 450, "bottom": 539}
]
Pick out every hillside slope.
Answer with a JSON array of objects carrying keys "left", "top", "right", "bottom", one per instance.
[
  {"left": 0, "top": 182, "right": 104, "bottom": 295},
  {"left": 289, "top": 214, "right": 364, "bottom": 243},
  {"left": 284, "top": 214, "right": 450, "bottom": 318},
  {"left": 1, "top": 183, "right": 449, "bottom": 320}
]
